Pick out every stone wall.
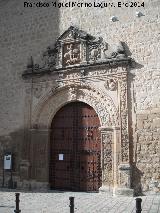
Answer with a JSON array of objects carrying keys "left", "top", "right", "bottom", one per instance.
[
  {"left": 0, "top": 0, "right": 160, "bottom": 194},
  {"left": 0, "top": 0, "right": 59, "bottom": 186},
  {"left": 133, "top": 109, "right": 160, "bottom": 194}
]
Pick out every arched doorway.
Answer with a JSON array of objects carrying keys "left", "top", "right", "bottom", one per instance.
[{"left": 49, "top": 101, "right": 102, "bottom": 191}]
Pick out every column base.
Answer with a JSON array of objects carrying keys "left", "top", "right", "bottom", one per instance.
[{"left": 113, "top": 187, "right": 134, "bottom": 197}]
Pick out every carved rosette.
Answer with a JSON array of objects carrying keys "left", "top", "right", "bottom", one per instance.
[
  {"left": 102, "top": 132, "right": 113, "bottom": 186},
  {"left": 119, "top": 73, "right": 129, "bottom": 163}
]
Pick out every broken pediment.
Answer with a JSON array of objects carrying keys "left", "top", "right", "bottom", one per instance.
[{"left": 23, "top": 26, "right": 131, "bottom": 76}]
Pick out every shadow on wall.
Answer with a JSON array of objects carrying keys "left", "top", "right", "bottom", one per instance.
[
  {"left": 132, "top": 164, "right": 144, "bottom": 196},
  {"left": 0, "top": 127, "right": 50, "bottom": 190},
  {"left": 0, "top": 129, "right": 24, "bottom": 189},
  {"left": 0, "top": 0, "right": 60, "bottom": 189},
  {"left": 122, "top": 42, "right": 144, "bottom": 70}
]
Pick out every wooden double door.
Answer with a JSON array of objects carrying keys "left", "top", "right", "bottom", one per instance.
[{"left": 50, "top": 102, "right": 102, "bottom": 191}]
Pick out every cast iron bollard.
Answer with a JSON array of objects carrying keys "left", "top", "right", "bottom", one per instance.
[
  {"left": 14, "top": 193, "right": 21, "bottom": 213},
  {"left": 69, "top": 196, "right": 74, "bottom": 213},
  {"left": 135, "top": 198, "right": 142, "bottom": 213}
]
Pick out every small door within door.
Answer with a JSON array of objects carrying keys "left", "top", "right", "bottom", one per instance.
[{"left": 50, "top": 102, "right": 102, "bottom": 191}]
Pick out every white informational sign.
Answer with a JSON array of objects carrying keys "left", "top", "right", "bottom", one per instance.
[
  {"left": 4, "top": 154, "right": 12, "bottom": 170},
  {"left": 59, "top": 154, "right": 64, "bottom": 161}
]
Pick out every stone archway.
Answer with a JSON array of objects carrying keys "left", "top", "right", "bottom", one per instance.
[{"left": 29, "top": 83, "right": 120, "bottom": 192}]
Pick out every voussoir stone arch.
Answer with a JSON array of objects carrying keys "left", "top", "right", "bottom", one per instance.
[{"left": 32, "top": 83, "right": 119, "bottom": 129}]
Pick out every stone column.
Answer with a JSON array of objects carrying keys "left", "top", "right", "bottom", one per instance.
[
  {"left": 112, "top": 126, "right": 120, "bottom": 191},
  {"left": 114, "top": 72, "right": 134, "bottom": 196},
  {"left": 99, "top": 126, "right": 113, "bottom": 193}
]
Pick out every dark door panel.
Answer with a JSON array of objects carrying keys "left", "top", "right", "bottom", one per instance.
[{"left": 50, "top": 102, "right": 101, "bottom": 191}]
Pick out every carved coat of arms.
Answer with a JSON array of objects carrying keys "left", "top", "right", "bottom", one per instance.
[{"left": 63, "top": 42, "right": 81, "bottom": 66}]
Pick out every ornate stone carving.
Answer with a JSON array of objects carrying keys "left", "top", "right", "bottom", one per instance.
[
  {"left": 119, "top": 74, "right": 129, "bottom": 163},
  {"left": 88, "top": 37, "right": 103, "bottom": 62},
  {"left": 118, "top": 164, "right": 132, "bottom": 188},
  {"left": 68, "top": 87, "right": 77, "bottom": 99},
  {"left": 31, "top": 83, "right": 119, "bottom": 129},
  {"left": 103, "top": 41, "right": 126, "bottom": 60},
  {"left": 102, "top": 132, "right": 113, "bottom": 185},
  {"left": 104, "top": 79, "right": 117, "bottom": 91},
  {"left": 23, "top": 26, "right": 130, "bottom": 76},
  {"left": 22, "top": 27, "right": 133, "bottom": 194},
  {"left": 63, "top": 42, "right": 81, "bottom": 66}
]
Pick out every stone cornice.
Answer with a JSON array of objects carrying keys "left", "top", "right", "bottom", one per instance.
[{"left": 22, "top": 58, "right": 132, "bottom": 79}]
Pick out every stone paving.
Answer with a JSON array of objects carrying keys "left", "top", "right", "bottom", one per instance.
[{"left": 0, "top": 190, "right": 160, "bottom": 213}]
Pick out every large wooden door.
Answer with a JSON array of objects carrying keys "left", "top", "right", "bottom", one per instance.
[{"left": 50, "top": 102, "right": 102, "bottom": 191}]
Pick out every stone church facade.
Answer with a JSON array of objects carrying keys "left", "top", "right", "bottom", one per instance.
[{"left": 0, "top": 0, "right": 160, "bottom": 196}]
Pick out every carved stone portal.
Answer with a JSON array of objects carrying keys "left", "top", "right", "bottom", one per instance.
[{"left": 22, "top": 26, "right": 133, "bottom": 196}]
